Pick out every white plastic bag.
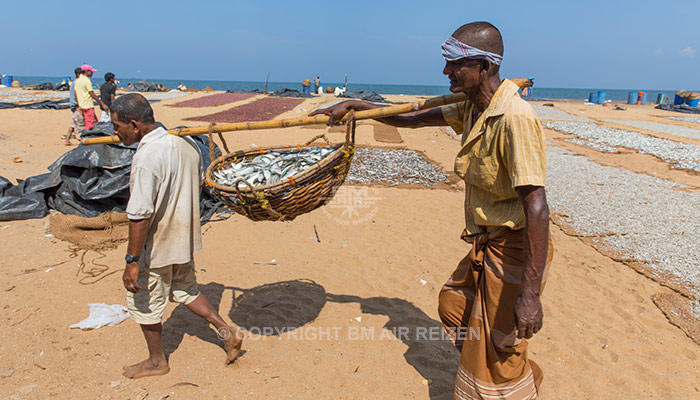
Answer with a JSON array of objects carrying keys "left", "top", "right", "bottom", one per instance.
[{"left": 70, "top": 303, "right": 129, "bottom": 330}]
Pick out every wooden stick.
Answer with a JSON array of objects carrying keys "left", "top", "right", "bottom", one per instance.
[
  {"left": 81, "top": 92, "right": 468, "bottom": 145},
  {"left": 80, "top": 79, "right": 531, "bottom": 146}
]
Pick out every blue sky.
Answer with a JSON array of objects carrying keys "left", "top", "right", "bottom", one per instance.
[{"left": 1, "top": 0, "right": 698, "bottom": 89}]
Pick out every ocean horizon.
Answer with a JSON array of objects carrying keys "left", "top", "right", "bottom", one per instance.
[{"left": 6, "top": 75, "right": 692, "bottom": 103}]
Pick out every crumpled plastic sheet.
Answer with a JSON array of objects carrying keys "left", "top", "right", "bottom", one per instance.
[
  {"left": 0, "top": 99, "right": 70, "bottom": 110},
  {"left": 269, "top": 88, "right": 313, "bottom": 98},
  {"left": 29, "top": 82, "right": 56, "bottom": 91},
  {"left": 226, "top": 88, "right": 264, "bottom": 94},
  {"left": 0, "top": 176, "right": 48, "bottom": 220},
  {"left": 656, "top": 104, "right": 700, "bottom": 115},
  {"left": 338, "top": 91, "right": 392, "bottom": 103},
  {"left": 0, "top": 122, "right": 232, "bottom": 223},
  {"left": 70, "top": 303, "right": 130, "bottom": 330},
  {"left": 127, "top": 80, "right": 159, "bottom": 92},
  {"left": 27, "top": 82, "right": 69, "bottom": 91}
]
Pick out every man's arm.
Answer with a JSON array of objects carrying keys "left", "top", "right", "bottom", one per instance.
[
  {"left": 123, "top": 218, "right": 150, "bottom": 293},
  {"left": 513, "top": 185, "right": 549, "bottom": 339},
  {"left": 90, "top": 90, "right": 108, "bottom": 111},
  {"left": 308, "top": 100, "right": 447, "bottom": 128}
]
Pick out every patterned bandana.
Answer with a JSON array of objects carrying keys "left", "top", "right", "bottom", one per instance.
[{"left": 441, "top": 36, "right": 503, "bottom": 65}]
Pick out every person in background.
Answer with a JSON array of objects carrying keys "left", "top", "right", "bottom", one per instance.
[
  {"left": 99, "top": 72, "right": 117, "bottom": 123},
  {"left": 63, "top": 67, "right": 85, "bottom": 146},
  {"left": 177, "top": 82, "right": 187, "bottom": 91},
  {"left": 314, "top": 76, "right": 320, "bottom": 94},
  {"left": 74, "top": 64, "right": 108, "bottom": 131}
]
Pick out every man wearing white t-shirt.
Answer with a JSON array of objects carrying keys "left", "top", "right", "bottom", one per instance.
[{"left": 110, "top": 93, "right": 244, "bottom": 379}]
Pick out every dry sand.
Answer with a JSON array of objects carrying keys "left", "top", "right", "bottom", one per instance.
[{"left": 1, "top": 91, "right": 699, "bottom": 399}]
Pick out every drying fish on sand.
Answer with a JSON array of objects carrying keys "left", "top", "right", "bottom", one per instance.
[{"left": 212, "top": 147, "right": 336, "bottom": 187}]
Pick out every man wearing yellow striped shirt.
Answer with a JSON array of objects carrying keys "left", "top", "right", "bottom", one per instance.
[{"left": 311, "top": 21, "right": 551, "bottom": 400}]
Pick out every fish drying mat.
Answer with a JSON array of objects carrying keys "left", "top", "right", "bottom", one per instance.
[{"left": 204, "top": 115, "right": 356, "bottom": 221}]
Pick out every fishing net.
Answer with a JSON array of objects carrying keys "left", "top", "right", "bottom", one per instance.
[
  {"left": 49, "top": 212, "right": 129, "bottom": 285},
  {"left": 49, "top": 212, "right": 129, "bottom": 252},
  {"left": 204, "top": 114, "right": 356, "bottom": 221}
]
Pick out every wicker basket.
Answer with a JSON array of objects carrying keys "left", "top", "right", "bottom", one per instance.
[{"left": 204, "top": 116, "right": 356, "bottom": 221}]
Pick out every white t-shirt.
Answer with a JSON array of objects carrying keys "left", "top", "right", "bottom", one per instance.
[{"left": 126, "top": 127, "right": 203, "bottom": 268}]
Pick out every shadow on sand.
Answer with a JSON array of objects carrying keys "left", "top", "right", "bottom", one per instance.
[
  {"left": 162, "top": 282, "right": 228, "bottom": 358},
  {"left": 162, "top": 279, "right": 457, "bottom": 400}
]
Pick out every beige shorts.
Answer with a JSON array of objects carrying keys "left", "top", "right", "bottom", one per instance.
[
  {"left": 70, "top": 108, "right": 85, "bottom": 132},
  {"left": 125, "top": 261, "right": 200, "bottom": 325}
]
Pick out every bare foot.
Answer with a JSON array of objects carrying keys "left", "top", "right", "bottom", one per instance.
[
  {"left": 220, "top": 327, "right": 244, "bottom": 365},
  {"left": 122, "top": 359, "right": 170, "bottom": 379}
]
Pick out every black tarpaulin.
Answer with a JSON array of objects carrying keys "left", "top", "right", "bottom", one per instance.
[
  {"left": 656, "top": 104, "right": 700, "bottom": 114},
  {"left": 338, "top": 91, "right": 391, "bottom": 103},
  {"left": 0, "top": 122, "right": 231, "bottom": 223},
  {"left": 0, "top": 99, "right": 70, "bottom": 110},
  {"left": 269, "top": 88, "right": 313, "bottom": 98},
  {"left": 129, "top": 80, "right": 159, "bottom": 92}
]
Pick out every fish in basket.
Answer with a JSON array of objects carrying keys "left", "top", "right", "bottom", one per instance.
[
  {"left": 212, "top": 147, "right": 336, "bottom": 187},
  {"left": 204, "top": 117, "right": 357, "bottom": 221}
]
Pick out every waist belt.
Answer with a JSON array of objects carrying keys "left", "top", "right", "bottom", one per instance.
[{"left": 461, "top": 226, "right": 514, "bottom": 271}]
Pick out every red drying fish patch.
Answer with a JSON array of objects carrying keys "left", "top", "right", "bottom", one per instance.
[
  {"left": 185, "top": 97, "right": 305, "bottom": 123},
  {"left": 170, "top": 93, "right": 256, "bottom": 108}
]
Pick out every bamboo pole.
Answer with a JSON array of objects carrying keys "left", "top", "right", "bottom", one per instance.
[
  {"left": 81, "top": 92, "right": 468, "bottom": 145},
  {"left": 82, "top": 75, "right": 534, "bottom": 146}
]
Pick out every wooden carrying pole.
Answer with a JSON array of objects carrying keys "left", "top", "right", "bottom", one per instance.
[
  {"left": 82, "top": 78, "right": 534, "bottom": 146},
  {"left": 81, "top": 92, "right": 468, "bottom": 145}
]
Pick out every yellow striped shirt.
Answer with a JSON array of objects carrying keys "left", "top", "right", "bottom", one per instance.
[{"left": 441, "top": 79, "right": 546, "bottom": 234}]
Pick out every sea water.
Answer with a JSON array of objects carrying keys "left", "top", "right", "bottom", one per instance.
[{"left": 11, "top": 76, "right": 686, "bottom": 102}]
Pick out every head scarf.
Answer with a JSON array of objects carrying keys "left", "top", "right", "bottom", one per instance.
[{"left": 441, "top": 36, "right": 503, "bottom": 65}]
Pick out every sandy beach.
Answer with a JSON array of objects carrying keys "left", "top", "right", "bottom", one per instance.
[{"left": 1, "top": 89, "right": 700, "bottom": 399}]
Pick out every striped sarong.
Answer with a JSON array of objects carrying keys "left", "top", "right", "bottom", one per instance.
[{"left": 438, "top": 227, "right": 553, "bottom": 400}]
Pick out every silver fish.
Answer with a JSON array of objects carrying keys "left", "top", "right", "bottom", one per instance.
[{"left": 212, "top": 146, "right": 339, "bottom": 187}]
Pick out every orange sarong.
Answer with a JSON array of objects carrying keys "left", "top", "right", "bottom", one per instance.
[{"left": 438, "top": 227, "right": 553, "bottom": 400}]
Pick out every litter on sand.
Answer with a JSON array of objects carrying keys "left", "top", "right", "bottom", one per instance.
[
  {"left": 252, "top": 259, "right": 277, "bottom": 265},
  {"left": 70, "top": 303, "right": 129, "bottom": 330},
  {"left": 313, "top": 224, "right": 321, "bottom": 242}
]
